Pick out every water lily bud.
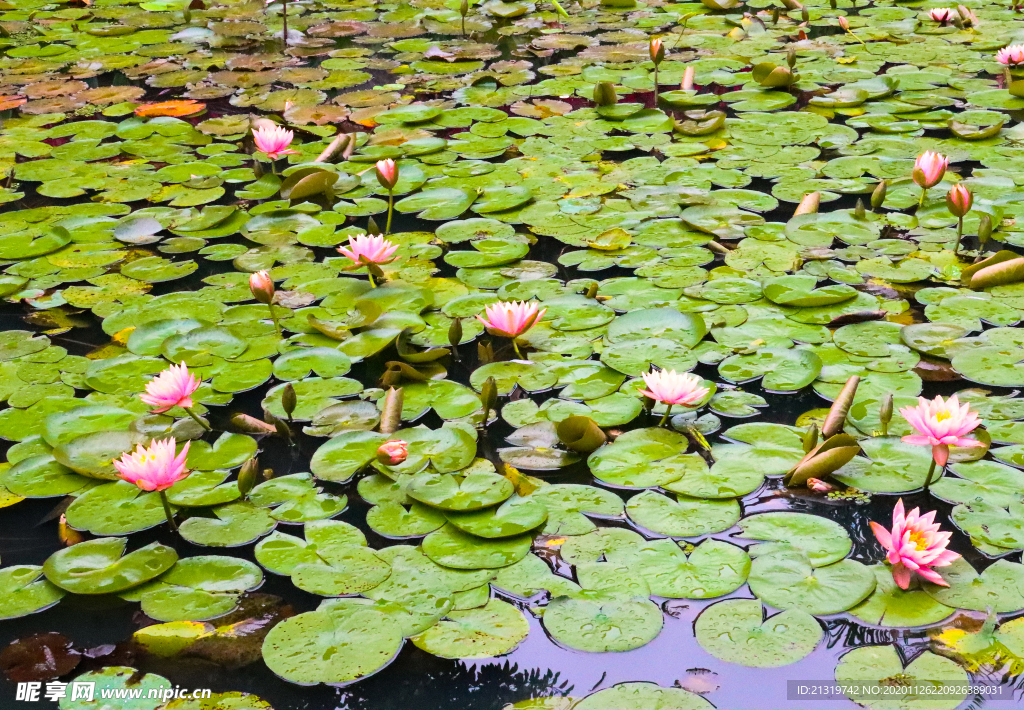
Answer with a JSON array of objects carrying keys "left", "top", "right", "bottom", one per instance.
[
  {"left": 367, "top": 216, "right": 381, "bottom": 235},
  {"left": 448, "top": 318, "right": 463, "bottom": 348},
  {"left": 771, "top": 7, "right": 780, "bottom": 24},
  {"left": 801, "top": 7, "right": 809, "bottom": 22},
  {"left": 806, "top": 478, "right": 834, "bottom": 492},
  {"left": 480, "top": 376, "right": 498, "bottom": 422},
  {"left": 649, "top": 37, "right": 665, "bottom": 66},
  {"left": 375, "top": 158, "right": 399, "bottom": 192},
  {"left": 585, "top": 282, "right": 599, "bottom": 299},
  {"left": 377, "top": 439, "right": 408, "bottom": 466},
  {"left": 460, "top": 0, "right": 468, "bottom": 17},
  {"left": 477, "top": 341, "right": 494, "bottom": 364},
  {"left": 249, "top": 270, "right": 274, "bottom": 305},
  {"left": 829, "top": 0, "right": 836, "bottom": 7},
  {"left": 281, "top": 383, "right": 297, "bottom": 419},
  {"left": 977, "top": 213, "right": 993, "bottom": 246},
  {"left": 803, "top": 423, "right": 819, "bottom": 454},
  {"left": 871, "top": 180, "right": 887, "bottom": 209},
  {"left": 794, "top": 191, "right": 820, "bottom": 216},
  {"left": 879, "top": 394, "right": 893, "bottom": 436},
  {"left": 854, "top": 198, "right": 866, "bottom": 220},
  {"left": 593, "top": 81, "right": 617, "bottom": 107},
  {"left": 838, "top": 16, "right": 849, "bottom": 31},
  {"left": 787, "top": 46, "right": 796, "bottom": 68},
  {"left": 59, "top": 514, "right": 84, "bottom": 547},
  {"left": 379, "top": 386, "right": 403, "bottom": 434},
  {"left": 946, "top": 183, "right": 973, "bottom": 218},
  {"left": 681, "top": 66, "right": 695, "bottom": 91},
  {"left": 238, "top": 458, "right": 259, "bottom": 498}
]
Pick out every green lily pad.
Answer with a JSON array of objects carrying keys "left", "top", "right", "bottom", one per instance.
[
  {"left": 834, "top": 646, "right": 968, "bottom": 710},
  {"left": 422, "top": 525, "right": 531, "bottom": 570},
  {"left": 625, "top": 490, "right": 740, "bottom": 538},
  {"left": 850, "top": 565, "right": 955, "bottom": 628},
  {"left": 178, "top": 502, "right": 276, "bottom": 547},
  {"left": 542, "top": 594, "right": 662, "bottom": 653},
  {"left": 411, "top": 599, "right": 528, "bottom": 659},
  {"left": 735, "top": 512, "right": 852, "bottom": 566},
  {"left": 0, "top": 565, "right": 66, "bottom": 620},
  {"left": 607, "top": 538, "right": 750, "bottom": 599},
  {"left": 748, "top": 549, "right": 876, "bottom": 615},
  {"left": 695, "top": 598, "right": 822, "bottom": 667},
  {"left": 43, "top": 538, "right": 177, "bottom": 595},
  {"left": 444, "top": 495, "right": 548, "bottom": 539}
]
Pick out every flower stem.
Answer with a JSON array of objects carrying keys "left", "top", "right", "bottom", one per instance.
[
  {"left": 658, "top": 404, "right": 674, "bottom": 427},
  {"left": 385, "top": 192, "right": 393, "bottom": 235},
  {"left": 918, "top": 187, "right": 927, "bottom": 208},
  {"left": 282, "top": 0, "right": 289, "bottom": 47},
  {"left": 184, "top": 407, "right": 212, "bottom": 432},
  {"left": 923, "top": 458, "right": 939, "bottom": 491},
  {"left": 269, "top": 303, "right": 283, "bottom": 338},
  {"left": 512, "top": 339, "right": 522, "bottom": 358},
  {"left": 159, "top": 490, "right": 178, "bottom": 532},
  {"left": 653, "top": 66, "right": 659, "bottom": 105},
  {"left": 954, "top": 216, "right": 963, "bottom": 255}
]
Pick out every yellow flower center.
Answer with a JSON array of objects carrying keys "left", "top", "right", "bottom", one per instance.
[
  {"left": 907, "top": 530, "right": 929, "bottom": 551},
  {"left": 935, "top": 410, "right": 951, "bottom": 422}
]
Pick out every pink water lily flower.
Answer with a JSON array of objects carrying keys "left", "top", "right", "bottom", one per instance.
[
  {"left": 929, "top": 8, "right": 951, "bottom": 23},
  {"left": 638, "top": 369, "right": 709, "bottom": 407},
  {"left": 476, "top": 301, "right": 546, "bottom": 339},
  {"left": 900, "top": 394, "right": 984, "bottom": 468},
  {"left": 337, "top": 234, "right": 398, "bottom": 266},
  {"left": 649, "top": 37, "right": 664, "bottom": 64},
  {"left": 377, "top": 440, "right": 408, "bottom": 465},
  {"left": 946, "top": 183, "right": 972, "bottom": 217},
  {"left": 998, "top": 44, "right": 1024, "bottom": 66},
  {"left": 913, "top": 151, "right": 948, "bottom": 189},
  {"left": 253, "top": 124, "right": 299, "bottom": 160},
  {"left": 141, "top": 362, "right": 200, "bottom": 414},
  {"left": 681, "top": 66, "right": 695, "bottom": 91},
  {"left": 870, "top": 499, "right": 960, "bottom": 589},
  {"left": 114, "top": 438, "right": 191, "bottom": 493}
]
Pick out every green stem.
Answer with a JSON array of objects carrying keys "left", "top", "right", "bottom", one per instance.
[
  {"left": 512, "top": 339, "right": 523, "bottom": 358},
  {"left": 924, "top": 458, "right": 939, "bottom": 491},
  {"left": 653, "top": 66, "right": 659, "bottom": 105},
  {"left": 183, "top": 407, "right": 212, "bottom": 432},
  {"left": 367, "top": 269, "right": 376, "bottom": 288},
  {"left": 954, "top": 216, "right": 963, "bottom": 255},
  {"left": 658, "top": 403, "right": 674, "bottom": 427},
  {"left": 268, "top": 303, "right": 282, "bottom": 338},
  {"left": 918, "top": 187, "right": 927, "bottom": 208},
  {"left": 385, "top": 192, "right": 393, "bottom": 235},
  {"left": 159, "top": 490, "right": 177, "bottom": 532}
]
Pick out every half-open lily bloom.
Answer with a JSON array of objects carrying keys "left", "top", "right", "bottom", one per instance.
[
  {"left": 870, "top": 499, "right": 960, "bottom": 589},
  {"left": 929, "top": 8, "right": 951, "bottom": 23},
  {"left": 141, "top": 362, "right": 199, "bottom": 414},
  {"left": 997, "top": 44, "right": 1024, "bottom": 66},
  {"left": 377, "top": 440, "right": 408, "bottom": 465},
  {"left": 900, "top": 394, "right": 984, "bottom": 468},
  {"left": 252, "top": 124, "right": 299, "bottom": 160},
  {"left": 638, "top": 369, "right": 709, "bottom": 407},
  {"left": 476, "top": 301, "right": 545, "bottom": 339},
  {"left": 375, "top": 158, "right": 398, "bottom": 191},
  {"left": 338, "top": 234, "right": 398, "bottom": 266},
  {"left": 114, "top": 438, "right": 191, "bottom": 492},
  {"left": 912, "top": 151, "right": 948, "bottom": 189}
]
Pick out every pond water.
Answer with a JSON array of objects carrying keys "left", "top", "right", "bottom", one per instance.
[{"left": 2, "top": 1, "right": 1024, "bottom": 710}]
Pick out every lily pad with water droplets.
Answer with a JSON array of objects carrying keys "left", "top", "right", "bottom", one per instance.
[{"left": 695, "top": 598, "right": 822, "bottom": 667}]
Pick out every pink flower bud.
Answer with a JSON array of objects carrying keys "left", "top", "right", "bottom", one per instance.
[
  {"left": 377, "top": 440, "right": 408, "bottom": 465},
  {"left": 681, "top": 66, "right": 695, "bottom": 91},
  {"left": 838, "top": 16, "right": 850, "bottom": 31},
  {"left": 649, "top": 37, "right": 664, "bottom": 65},
  {"left": 249, "top": 270, "right": 275, "bottom": 305},
  {"left": 929, "top": 8, "right": 950, "bottom": 23},
  {"left": 912, "top": 151, "right": 948, "bottom": 189},
  {"left": 375, "top": 158, "right": 399, "bottom": 191},
  {"left": 946, "top": 183, "right": 972, "bottom": 217},
  {"left": 806, "top": 478, "right": 834, "bottom": 493}
]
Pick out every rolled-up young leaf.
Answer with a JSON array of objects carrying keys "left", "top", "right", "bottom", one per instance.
[
  {"left": 379, "top": 386, "right": 404, "bottom": 434},
  {"left": 821, "top": 375, "right": 859, "bottom": 439},
  {"left": 555, "top": 415, "right": 607, "bottom": 453}
]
